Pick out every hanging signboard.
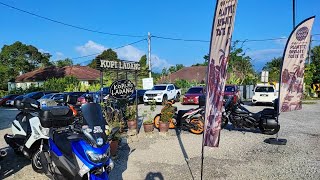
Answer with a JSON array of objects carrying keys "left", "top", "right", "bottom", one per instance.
[
  {"left": 261, "top": 71, "right": 269, "bottom": 83},
  {"left": 96, "top": 59, "right": 141, "bottom": 71},
  {"left": 109, "top": 79, "right": 135, "bottom": 99},
  {"left": 142, "top": 78, "right": 154, "bottom": 90}
]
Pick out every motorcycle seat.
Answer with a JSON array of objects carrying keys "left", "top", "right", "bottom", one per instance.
[{"left": 53, "top": 132, "right": 73, "bottom": 158}]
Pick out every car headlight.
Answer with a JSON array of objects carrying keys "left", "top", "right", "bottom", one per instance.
[
  {"left": 86, "top": 148, "right": 110, "bottom": 163},
  {"left": 157, "top": 93, "right": 163, "bottom": 96}
]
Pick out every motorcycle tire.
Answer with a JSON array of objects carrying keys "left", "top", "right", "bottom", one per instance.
[
  {"left": 31, "top": 149, "right": 43, "bottom": 173},
  {"left": 154, "top": 114, "right": 161, "bottom": 129},
  {"left": 189, "top": 118, "right": 204, "bottom": 134},
  {"left": 259, "top": 124, "right": 280, "bottom": 135},
  {"left": 221, "top": 116, "right": 228, "bottom": 129}
]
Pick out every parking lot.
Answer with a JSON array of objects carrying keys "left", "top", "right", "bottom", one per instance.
[{"left": 1, "top": 101, "right": 320, "bottom": 179}]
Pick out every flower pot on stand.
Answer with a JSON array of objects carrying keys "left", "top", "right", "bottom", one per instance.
[
  {"left": 143, "top": 123, "right": 154, "bottom": 133},
  {"left": 127, "top": 119, "right": 137, "bottom": 130},
  {"left": 159, "top": 121, "right": 169, "bottom": 132},
  {"left": 110, "top": 140, "right": 119, "bottom": 157}
]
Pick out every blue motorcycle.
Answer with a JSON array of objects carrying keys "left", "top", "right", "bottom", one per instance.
[{"left": 38, "top": 102, "right": 118, "bottom": 180}]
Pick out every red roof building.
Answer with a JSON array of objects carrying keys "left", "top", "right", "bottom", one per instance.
[
  {"left": 158, "top": 66, "right": 207, "bottom": 84},
  {"left": 8, "top": 66, "right": 100, "bottom": 91}
]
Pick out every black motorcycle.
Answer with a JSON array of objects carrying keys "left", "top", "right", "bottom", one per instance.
[{"left": 221, "top": 96, "right": 280, "bottom": 135}]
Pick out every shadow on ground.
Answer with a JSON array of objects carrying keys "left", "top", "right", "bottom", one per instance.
[
  {"left": 145, "top": 172, "right": 164, "bottom": 180},
  {"left": 109, "top": 142, "right": 134, "bottom": 180},
  {"left": 0, "top": 147, "right": 30, "bottom": 179}
]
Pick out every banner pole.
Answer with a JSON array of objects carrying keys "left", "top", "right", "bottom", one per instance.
[{"left": 200, "top": 127, "right": 205, "bottom": 180}]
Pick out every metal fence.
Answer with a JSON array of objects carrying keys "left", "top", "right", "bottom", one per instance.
[{"left": 239, "top": 85, "right": 254, "bottom": 100}]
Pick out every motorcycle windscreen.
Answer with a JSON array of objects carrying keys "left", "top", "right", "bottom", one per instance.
[
  {"left": 81, "top": 103, "right": 106, "bottom": 129},
  {"left": 81, "top": 103, "right": 107, "bottom": 146}
]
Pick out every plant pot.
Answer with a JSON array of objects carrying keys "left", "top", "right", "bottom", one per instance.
[
  {"left": 159, "top": 121, "right": 169, "bottom": 132},
  {"left": 127, "top": 120, "right": 137, "bottom": 130},
  {"left": 110, "top": 140, "right": 119, "bottom": 157},
  {"left": 143, "top": 123, "right": 154, "bottom": 133}
]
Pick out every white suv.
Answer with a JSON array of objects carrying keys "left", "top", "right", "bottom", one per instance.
[{"left": 252, "top": 85, "right": 278, "bottom": 105}]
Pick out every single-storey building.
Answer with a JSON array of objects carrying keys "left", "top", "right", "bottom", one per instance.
[
  {"left": 158, "top": 66, "right": 207, "bottom": 84},
  {"left": 8, "top": 65, "right": 100, "bottom": 91}
]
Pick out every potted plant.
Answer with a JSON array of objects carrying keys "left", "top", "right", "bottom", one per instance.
[
  {"left": 142, "top": 100, "right": 156, "bottom": 132},
  {"left": 108, "top": 120, "right": 121, "bottom": 158},
  {"left": 125, "top": 105, "right": 137, "bottom": 130},
  {"left": 159, "top": 105, "right": 174, "bottom": 132}
]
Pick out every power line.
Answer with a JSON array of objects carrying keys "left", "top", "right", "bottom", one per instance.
[
  {"left": 72, "top": 38, "right": 147, "bottom": 62},
  {"left": 0, "top": 1, "right": 144, "bottom": 38},
  {"left": 152, "top": 35, "right": 210, "bottom": 42}
]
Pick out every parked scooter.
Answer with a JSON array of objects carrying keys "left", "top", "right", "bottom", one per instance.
[
  {"left": 154, "top": 100, "right": 204, "bottom": 134},
  {"left": 221, "top": 95, "right": 280, "bottom": 135},
  {"left": 38, "top": 101, "right": 117, "bottom": 179},
  {"left": 4, "top": 98, "right": 52, "bottom": 172}
]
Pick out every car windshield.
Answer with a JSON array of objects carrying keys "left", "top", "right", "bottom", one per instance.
[
  {"left": 40, "top": 94, "right": 53, "bottom": 99},
  {"left": 25, "top": 92, "right": 38, "bottom": 98},
  {"left": 187, "top": 87, "right": 203, "bottom": 94},
  {"left": 3, "top": 95, "right": 11, "bottom": 98},
  {"left": 255, "top": 86, "right": 275, "bottom": 92},
  {"left": 225, "top": 86, "right": 235, "bottom": 92},
  {"left": 152, "top": 86, "right": 166, "bottom": 90}
]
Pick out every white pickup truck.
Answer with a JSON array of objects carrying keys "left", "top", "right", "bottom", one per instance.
[{"left": 143, "top": 84, "right": 181, "bottom": 105}]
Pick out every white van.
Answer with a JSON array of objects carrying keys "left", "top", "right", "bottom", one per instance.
[{"left": 252, "top": 85, "right": 277, "bottom": 105}]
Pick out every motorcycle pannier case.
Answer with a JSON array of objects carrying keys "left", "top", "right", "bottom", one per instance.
[
  {"left": 260, "top": 108, "right": 278, "bottom": 129},
  {"left": 39, "top": 106, "right": 74, "bottom": 128}
]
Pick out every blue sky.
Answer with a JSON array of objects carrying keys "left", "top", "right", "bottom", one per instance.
[{"left": 0, "top": 0, "right": 319, "bottom": 72}]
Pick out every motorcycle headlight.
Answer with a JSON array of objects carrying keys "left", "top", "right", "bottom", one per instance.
[{"left": 86, "top": 148, "right": 110, "bottom": 163}]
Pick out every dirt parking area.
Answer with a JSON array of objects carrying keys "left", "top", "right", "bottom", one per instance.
[{"left": 1, "top": 101, "right": 320, "bottom": 180}]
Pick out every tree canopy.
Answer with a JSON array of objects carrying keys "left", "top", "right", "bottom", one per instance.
[
  {"left": 0, "top": 41, "right": 52, "bottom": 90},
  {"left": 88, "top": 48, "right": 119, "bottom": 69}
]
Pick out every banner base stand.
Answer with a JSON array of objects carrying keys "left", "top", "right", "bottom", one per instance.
[{"left": 264, "top": 138, "right": 287, "bottom": 145}]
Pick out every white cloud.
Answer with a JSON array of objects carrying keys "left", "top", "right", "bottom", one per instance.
[
  {"left": 115, "top": 45, "right": 144, "bottom": 62},
  {"left": 151, "top": 55, "right": 173, "bottom": 72},
  {"left": 75, "top": 40, "right": 172, "bottom": 72},
  {"left": 75, "top": 40, "right": 107, "bottom": 56},
  {"left": 39, "top": 48, "right": 50, "bottom": 54},
  {"left": 247, "top": 49, "right": 283, "bottom": 62},
  {"left": 55, "top": 52, "right": 65, "bottom": 60}
]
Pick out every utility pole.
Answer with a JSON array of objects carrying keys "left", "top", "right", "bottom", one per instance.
[
  {"left": 293, "top": 0, "right": 296, "bottom": 29},
  {"left": 148, "top": 32, "right": 152, "bottom": 78}
]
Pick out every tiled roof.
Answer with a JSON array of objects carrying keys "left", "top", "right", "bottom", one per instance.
[
  {"left": 15, "top": 66, "right": 100, "bottom": 82},
  {"left": 158, "top": 66, "right": 207, "bottom": 83}
]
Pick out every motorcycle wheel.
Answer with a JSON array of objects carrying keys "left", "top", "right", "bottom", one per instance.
[
  {"left": 221, "top": 115, "right": 228, "bottom": 129},
  {"left": 259, "top": 124, "right": 280, "bottom": 135},
  {"left": 31, "top": 149, "right": 43, "bottom": 173},
  {"left": 154, "top": 114, "right": 161, "bottom": 129},
  {"left": 189, "top": 118, "right": 204, "bottom": 134}
]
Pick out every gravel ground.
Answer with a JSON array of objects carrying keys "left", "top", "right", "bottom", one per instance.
[{"left": 1, "top": 101, "right": 320, "bottom": 180}]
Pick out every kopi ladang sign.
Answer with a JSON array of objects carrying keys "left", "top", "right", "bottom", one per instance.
[{"left": 98, "top": 59, "right": 140, "bottom": 71}]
